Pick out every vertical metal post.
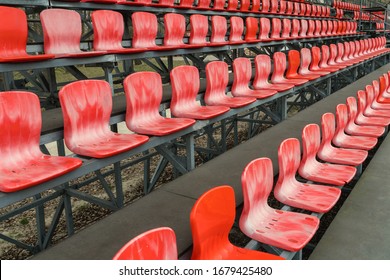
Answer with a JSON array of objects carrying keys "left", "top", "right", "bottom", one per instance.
[
  {"left": 34, "top": 194, "right": 45, "bottom": 251},
  {"left": 63, "top": 193, "right": 75, "bottom": 236},
  {"left": 185, "top": 134, "right": 195, "bottom": 171},
  {"left": 114, "top": 162, "right": 124, "bottom": 208},
  {"left": 143, "top": 150, "right": 151, "bottom": 195}
]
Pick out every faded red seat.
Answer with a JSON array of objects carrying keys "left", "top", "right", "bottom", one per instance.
[
  {"left": 299, "top": 20, "right": 308, "bottom": 37},
  {"left": 260, "top": 0, "right": 271, "bottom": 13},
  {"left": 356, "top": 90, "right": 390, "bottom": 125},
  {"left": 205, "top": 61, "right": 257, "bottom": 108},
  {"left": 113, "top": 227, "right": 178, "bottom": 260},
  {"left": 232, "top": 58, "right": 277, "bottom": 99},
  {"left": 375, "top": 76, "right": 390, "bottom": 104},
  {"left": 164, "top": 13, "right": 196, "bottom": 49},
  {"left": 364, "top": 84, "right": 390, "bottom": 117},
  {"left": 319, "top": 113, "right": 368, "bottom": 166},
  {"left": 213, "top": 0, "right": 226, "bottom": 10},
  {"left": 286, "top": 50, "right": 321, "bottom": 81},
  {"left": 227, "top": 0, "right": 239, "bottom": 11},
  {"left": 333, "top": 104, "right": 378, "bottom": 150},
  {"left": 290, "top": 19, "right": 302, "bottom": 39},
  {"left": 299, "top": 124, "right": 357, "bottom": 186},
  {"left": 269, "top": 0, "right": 278, "bottom": 14},
  {"left": 259, "top": 18, "right": 272, "bottom": 42},
  {"left": 251, "top": 0, "right": 260, "bottom": 12},
  {"left": 210, "top": 16, "right": 228, "bottom": 46},
  {"left": 320, "top": 45, "right": 344, "bottom": 72},
  {"left": 0, "top": 6, "right": 55, "bottom": 63},
  {"left": 196, "top": 0, "right": 211, "bottom": 9},
  {"left": 253, "top": 54, "right": 294, "bottom": 92},
  {"left": 40, "top": 9, "right": 107, "bottom": 58},
  {"left": 59, "top": 80, "right": 149, "bottom": 158},
  {"left": 189, "top": 14, "right": 209, "bottom": 47},
  {"left": 229, "top": 17, "right": 245, "bottom": 44},
  {"left": 300, "top": 48, "right": 329, "bottom": 77},
  {"left": 328, "top": 44, "right": 347, "bottom": 69},
  {"left": 345, "top": 96, "right": 385, "bottom": 138},
  {"left": 0, "top": 91, "right": 82, "bottom": 193},
  {"left": 132, "top": 12, "right": 179, "bottom": 51},
  {"left": 191, "top": 186, "right": 284, "bottom": 260},
  {"left": 176, "top": 0, "right": 195, "bottom": 9},
  {"left": 124, "top": 72, "right": 195, "bottom": 136},
  {"left": 310, "top": 47, "right": 332, "bottom": 75},
  {"left": 271, "top": 52, "right": 308, "bottom": 86},
  {"left": 240, "top": 157, "right": 320, "bottom": 252},
  {"left": 275, "top": 138, "right": 341, "bottom": 213},
  {"left": 281, "top": 19, "right": 292, "bottom": 39},
  {"left": 91, "top": 10, "right": 146, "bottom": 54},
  {"left": 270, "top": 18, "right": 283, "bottom": 40},
  {"left": 170, "top": 65, "right": 230, "bottom": 119}
]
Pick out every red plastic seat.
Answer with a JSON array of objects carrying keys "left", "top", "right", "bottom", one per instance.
[
  {"left": 345, "top": 97, "right": 385, "bottom": 138},
  {"left": 232, "top": 58, "right": 277, "bottom": 99},
  {"left": 319, "top": 113, "right": 368, "bottom": 166},
  {"left": 245, "top": 17, "right": 261, "bottom": 42},
  {"left": 205, "top": 61, "right": 256, "bottom": 108},
  {"left": 170, "top": 65, "right": 230, "bottom": 119},
  {"left": 197, "top": 0, "right": 211, "bottom": 9},
  {"left": 259, "top": 18, "right": 272, "bottom": 41},
  {"left": 0, "top": 6, "right": 55, "bottom": 63},
  {"left": 286, "top": 50, "right": 321, "bottom": 81},
  {"left": 279, "top": 0, "right": 286, "bottom": 14},
  {"left": 307, "top": 20, "right": 316, "bottom": 37},
  {"left": 299, "top": 124, "right": 357, "bottom": 186},
  {"left": 270, "top": 18, "right": 283, "bottom": 40},
  {"left": 313, "top": 20, "right": 321, "bottom": 37},
  {"left": 240, "top": 157, "right": 320, "bottom": 252},
  {"left": 286, "top": 1, "right": 294, "bottom": 15},
  {"left": 40, "top": 9, "right": 107, "bottom": 58},
  {"left": 124, "top": 72, "right": 195, "bottom": 136},
  {"left": 299, "top": 20, "right": 308, "bottom": 37},
  {"left": 189, "top": 14, "right": 209, "bottom": 46},
  {"left": 191, "top": 186, "right": 284, "bottom": 260},
  {"left": 335, "top": 43, "right": 354, "bottom": 66},
  {"left": 363, "top": 85, "right": 390, "bottom": 118},
  {"left": 333, "top": 104, "right": 378, "bottom": 150},
  {"left": 299, "top": 48, "right": 329, "bottom": 77},
  {"left": 310, "top": 47, "right": 332, "bottom": 75},
  {"left": 269, "top": 0, "right": 278, "bottom": 14},
  {"left": 164, "top": 13, "right": 194, "bottom": 49},
  {"left": 376, "top": 75, "right": 390, "bottom": 104},
  {"left": 227, "top": 0, "right": 238, "bottom": 11},
  {"left": 251, "top": 0, "right": 260, "bottom": 12},
  {"left": 177, "top": 0, "right": 195, "bottom": 9},
  {"left": 0, "top": 91, "right": 82, "bottom": 193},
  {"left": 210, "top": 16, "right": 228, "bottom": 46},
  {"left": 271, "top": 52, "right": 308, "bottom": 86},
  {"left": 91, "top": 10, "right": 146, "bottom": 54},
  {"left": 213, "top": 0, "right": 225, "bottom": 10},
  {"left": 261, "top": 0, "right": 270, "bottom": 13},
  {"left": 132, "top": 12, "right": 177, "bottom": 51},
  {"left": 281, "top": 19, "right": 292, "bottom": 39},
  {"left": 113, "top": 227, "right": 178, "bottom": 260},
  {"left": 319, "top": 45, "right": 342, "bottom": 72},
  {"left": 253, "top": 54, "right": 294, "bottom": 91},
  {"left": 229, "top": 17, "right": 244, "bottom": 44},
  {"left": 59, "top": 80, "right": 149, "bottom": 158},
  {"left": 328, "top": 44, "right": 347, "bottom": 69},
  {"left": 275, "top": 138, "right": 341, "bottom": 213}
]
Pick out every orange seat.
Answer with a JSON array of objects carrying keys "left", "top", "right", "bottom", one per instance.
[
  {"left": 299, "top": 124, "right": 357, "bottom": 186},
  {"left": 240, "top": 157, "right": 320, "bottom": 252},
  {"left": 205, "top": 61, "right": 257, "bottom": 108},
  {"left": 91, "top": 10, "right": 146, "bottom": 54},
  {"left": 0, "top": 6, "right": 55, "bottom": 63},
  {"left": 113, "top": 227, "right": 178, "bottom": 260},
  {"left": 124, "top": 72, "right": 195, "bottom": 136},
  {"left": 0, "top": 91, "right": 82, "bottom": 193},
  {"left": 286, "top": 50, "right": 321, "bottom": 81},
  {"left": 232, "top": 58, "right": 277, "bottom": 99},
  {"left": 59, "top": 80, "right": 149, "bottom": 158},
  {"left": 40, "top": 9, "right": 107, "bottom": 58},
  {"left": 190, "top": 185, "right": 283, "bottom": 260},
  {"left": 319, "top": 113, "right": 368, "bottom": 166},
  {"left": 275, "top": 138, "right": 341, "bottom": 213},
  {"left": 170, "top": 65, "right": 230, "bottom": 119}
]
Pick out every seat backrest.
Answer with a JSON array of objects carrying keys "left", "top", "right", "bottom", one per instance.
[
  {"left": 321, "top": 112, "right": 337, "bottom": 149},
  {"left": 279, "top": 0, "right": 286, "bottom": 13},
  {"left": 92, "top": 10, "right": 125, "bottom": 51},
  {"left": 346, "top": 96, "right": 359, "bottom": 124},
  {"left": 245, "top": 17, "right": 259, "bottom": 41},
  {"left": 270, "top": 52, "right": 287, "bottom": 83},
  {"left": 241, "top": 157, "right": 274, "bottom": 227},
  {"left": 253, "top": 54, "right": 271, "bottom": 88},
  {"left": 0, "top": 91, "right": 42, "bottom": 168},
  {"left": 300, "top": 3, "right": 306, "bottom": 15},
  {"left": 274, "top": 138, "right": 301, "bottom": 200},
  {"left": 299, "top": 19, "right": 308, "bottom": 37},
  {"left": 286, "top": 50, "right": 300, "bottom": 78},
  {"left": 286, "top": 1, "right": 294, "bottom": 14},
  {"left": 229, "top": 16, "right": 244, "bottom": 42},
  {"left": 310, "top": 46, "right": 322, "bottom": 71},
  {"left": 270, "top": 0, "right": 278, "bottom": 13},
  {"left": 59, "top": 80, "right": 113, "bottom": 151},
  {"left": 232, "top": 57, "right": 252, "bottom": 93},
  {"left": 305, "top": 3, "right": 311, "bottom": 16},
  {"left": 307, "top": 20, "right": 315, "bottom": 36},
  {"left": 335, "top": 43, "right": 345, "bottom": 62},
  {"left": 313, "top": 20, "right": 321, "bottom": 36},
  {"left": 164, "top": 13, "right": 186, "bottom": 46},
  {"left": 270, "top": 18, "right": 282, "bottom": 39},
  {"left": 213, "top": 0, "right": 225, "bottom": 9},
  {"left": 0, "top": 6, "right": 30, "bottom": 58},
  {"left": 291, "top": 19, "right": 300, "bottom": 38},
  {"left": 319, "top": 45, "right": 330, "bottom": 68},
  {"left": 335, "top": 103, "right": 349, "bottom": 135},
  {"left": 261, "top": 0, "right": 270, "bottom": 12},
  {"left": 40, "top": 8, "right": 83, "bottom": 54},
  {"left": 197, "top": 0, "right": 211, "bottom": 9},
  {"left": 189, "top": 14, "right": 208, "bottom": 45},
  {"left": 124, "top": 72, "right": 163, "bottom": 132},
  {"left": 281, "top": 19, "right": 291, "bottom": 38},
  {"left": 259, "top": 18, "right": 271, "bottom": 40},
  {"left": 211, "top": 16, "right": 227, "bottom": 43},
  {"left": 301, "top": 123, "right": 321, "bottom": 168},
  {"left": 299, "top": 48, "right": 312, "bottom": 74},
  {"left": 227, "top": 0, "right": 238, "bottom": 10},
  {"left": 170, "top": 65, "right": 200, "bottom": 115},
  {"left": 179, "top": 0, "right": 194, "bottom": 8},
  {"left": 113, "top": 227, "right": 177, "bottom": 260},
  {"left": 205, "top": 61, "right": 229, "bottom": 105},
  {"left": 292, "top": 2, "right": 299, "bottom": 15},
  {"left": 251, "top": 0, "right": 260, "bottom": 11},
  {"left": 190, "top": 185, "right": 237, "bottom": 260},
  {"left": 328, "top": 44, "right": 338, "bottom": 65},
  {"left": 132, "top": 12, "right": 158, "bottom": 48}
]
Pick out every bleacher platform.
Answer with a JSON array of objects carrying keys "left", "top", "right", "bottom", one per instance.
[
  {"left": 33, "top": 63, "right": 390, "bottom": 260},
  {"left": 2, "top": 0, "right": 390, "bottom": 260}
]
